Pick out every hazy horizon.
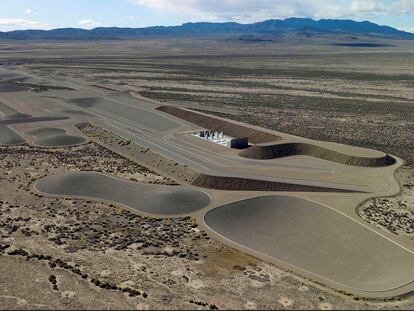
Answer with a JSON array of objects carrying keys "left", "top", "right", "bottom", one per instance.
[
  {"left": 1, "top": 16, "right": 413, "bottom": 35},
  {"left": 0, "top": 0, "right": 413, "bottom": 32}
]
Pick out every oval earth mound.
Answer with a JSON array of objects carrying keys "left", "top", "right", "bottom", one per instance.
[
  {"left": 204, "top": 195, "right": 414, "bottom": 295},
  {"left": 35, "top": 171, "right": 211, "bottom": 216},
  {"left": 26, "top": 127, "right": 86, "bottom": 147},
  {"left": 35, "top": 135, "right": 86, "bottom": 147}
]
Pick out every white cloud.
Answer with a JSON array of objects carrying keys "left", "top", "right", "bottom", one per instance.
[
  {"left": 317, "top": 0, "right": 391, "bottom": 19},
  {"left": 402, "top": 26, "right": 414, "bottom": 33},
  {"left": 320, "top": 0, "right": 414, "bottom": 18},
  {"left": 350, "top": 0, "right": 386, "bottom": 15},
  {"left": 78, "top": 19, "right": 103, "bottom": 29},
  {"left": 133, "top": 0, "right": 314, "bottom": 22},
  {"left": 0, "top": 18, "right": 48, "bottom": 30},
  {"left": 132, "top": 0, "right": 414, "bottom": 24},
  {"left": 314, "top": 4, "right": 349, "bottom": 19},
  {"left": 391, "top": 0, "right": 414, "bottom": 13},
  {"left": 348, "top": 0, "right": 414, "bottom": 17},
  {"left": 24, "top": 8, "right": 39, "bottom": 15}
]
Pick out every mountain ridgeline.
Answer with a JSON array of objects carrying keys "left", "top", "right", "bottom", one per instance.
[{"left": 0, "top": 18, "right": 412, "bottom": 40}]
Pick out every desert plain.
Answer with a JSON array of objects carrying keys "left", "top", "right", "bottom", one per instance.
[{"left": 0, "top": 38, "right": 413, "bottom": 309}]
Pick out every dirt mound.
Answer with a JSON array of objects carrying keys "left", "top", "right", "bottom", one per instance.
[
  {"left": 35, "top": 171, "right": 210, "bottom": 216},
  {"left": 192, "top": 174, "right": 360, "bottom": 193},
  {"left": 157, "top": 106, "right": 280, "bottom": 144},
  {"left": 26, "top": 127, "right": 86, "bottom": 148},
  {"left": 68, "top": 97, "right": 100, "bottom": 108},
  {"left": 0, "top": 82, "right": 28, "bottom": 92},
  {"left": 35, "top": 135, "right": 86, "bottom": 147},
  {"left": 239, "top": 143, "right": 396, "bottom": 167},
  {"left": 204, "top": 195, "right": 414, "bottom": 295},
  {"left": 2, "top": 116, "right": 69, "bottom": 125},
  {"left": 0, "top": 116, "right": 68, "bottom": 146},
  {"left": 3, "top": 113, "right": 32, "bottom": 119},
  {"left": 0, "top": 124, "right": 25, "bottom": 145},
  {"left": 61, "top": 109, "right": 93, "bottom": 116}
]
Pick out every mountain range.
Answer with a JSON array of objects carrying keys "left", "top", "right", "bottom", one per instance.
[{"left": 0, "top": 18, "right": 412, "bottom": 40}]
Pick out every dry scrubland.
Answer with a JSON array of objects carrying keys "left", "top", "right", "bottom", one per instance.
[
  {"left": 4, "top": 39, "right": 412, "bottom": 164},
  {"left": 0, "top": 142, "right": 413, "bottom": 310},
  {"left": 0, "top": 39, "right": 414, "bottom": 309}
]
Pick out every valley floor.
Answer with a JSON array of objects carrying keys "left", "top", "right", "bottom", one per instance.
[{"left": 1, "top": 39, "right": 414, "bottom": 309}]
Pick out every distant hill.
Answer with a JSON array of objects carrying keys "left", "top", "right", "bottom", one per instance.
[{"left": 0, "top": 18, "right": 412, "bottom": 40}]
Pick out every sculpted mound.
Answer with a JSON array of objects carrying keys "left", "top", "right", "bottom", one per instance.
[
  {"left": 0, "top": 82, "right": 28, "bottom": 92},
  {"left": 68, "top": 97, "right": 100, "bottom": 108},
  {"left": 35, "top": 171, "right": 211, "bottom": 216},
  {"left": 157, "top": 106, "right": 280, "bottom": 144},
  {"left": 192, "top": 174, "right": 361, "bottom": 192},
  {"left": 0, "top": 101, "right": 70, "bottom": 146},
  {"left": 26, "top": 127, "right": 86, "bottom": 148},
  {"left": 239, "top": 142, "right": 396, "bottom": 167},
  {"left": 204, "top": 195, "right": 414, "bottom": 296},
  {"left": 0, "top": 124, "right": 25, "bottom": 145}
]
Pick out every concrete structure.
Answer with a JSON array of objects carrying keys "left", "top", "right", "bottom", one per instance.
[
  {"left": 229, "top": 137, "right": 249, "bottom": 149},
  {"left": 194, "top": 130, "right": 248, "bottom": 149}
]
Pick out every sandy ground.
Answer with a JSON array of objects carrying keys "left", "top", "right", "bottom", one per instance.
[{"left": 359, "top": 166, "right": 414, "bottom": 240}]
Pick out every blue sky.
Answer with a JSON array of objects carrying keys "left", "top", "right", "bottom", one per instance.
[{"left": 0, "top": 0, "right": 413, "bottom": 32}]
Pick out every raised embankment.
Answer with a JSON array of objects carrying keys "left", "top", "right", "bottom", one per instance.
[
  {"left": 192, "top": 175, "right": 359, "bottom": 193},
  {"left": 156, "top": 105, "right": 280, "bottom": 144},
  {"left": 25, "top": 127, "right": 86, "bottom": 148},
  {"left": 157, "top": 105, "right": 396, "bottom": 168},
  {"left": 0, "top": 115, "right": 69, "bottom": 146},
  {"left": 77, "top": 123, "right": 362, "bottom": 193},
  {"left": 239, "top": 143, "right": 396, "bottom": 167},
  {"left": 35, "top": 171, "right": 210, "bottom": 216}
]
